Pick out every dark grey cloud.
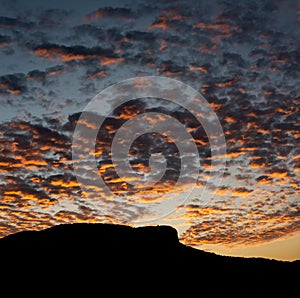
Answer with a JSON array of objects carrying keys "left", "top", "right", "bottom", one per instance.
[
  {"left": 37, "top": 9, "right": 71, "bottom": 27},
  {"left": 0, "top": 16, "right": 34, "bottom": 29},
  {"left": 0, "top": 73, "right": 26, "bottom": 94},
  {"left": 84, "top": 7, "right": 136, "bottom": 22},
  {"left": 0, "top": 33, "right": 11, "bottom": 46},
  {"left": 31, "top": 43, "right": 117, "bottom": 60}
]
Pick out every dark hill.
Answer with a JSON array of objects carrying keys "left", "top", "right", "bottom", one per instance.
[{"left": 0, "top": 223, "right": 299, "bottom": 297}]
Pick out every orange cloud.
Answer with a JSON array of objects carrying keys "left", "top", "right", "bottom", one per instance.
[
  {"left": 215, "top": 79, "right": 236, "bottom": 88},
  {"left": 100, "top": 57, "right": 124, "bottom": 66},
  {"left": 35, "top": 48, "right": 95, "bottom": 62},
  {"left": 148, "top": 16, "right": 169, "bottom": 31},
  {"left": 189, "top": 65, "right": 208, "bottom": 73}
]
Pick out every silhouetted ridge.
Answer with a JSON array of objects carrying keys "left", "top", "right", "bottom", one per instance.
[
  {"left": 0, "top": 223, "right": 180, "bottom": 251},
  {"left": 0, "top": 223, "right": 299, "bottom": 297}
]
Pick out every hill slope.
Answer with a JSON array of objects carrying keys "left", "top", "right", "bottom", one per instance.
[{"left": 0, "top": 223, "right": 298, "bottom": 297}]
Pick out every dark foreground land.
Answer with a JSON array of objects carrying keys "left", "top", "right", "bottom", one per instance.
[{"left": 0, "top": 223, "right": 298, "bottom": 297}]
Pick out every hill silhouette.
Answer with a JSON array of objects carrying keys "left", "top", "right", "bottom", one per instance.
[{"left": 0, "top": 223, "right": 298, "bottom": 297}]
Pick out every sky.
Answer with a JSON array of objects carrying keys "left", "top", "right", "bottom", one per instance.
[{"left": 0, "top": 0, "right": 299, "bottom": 261}]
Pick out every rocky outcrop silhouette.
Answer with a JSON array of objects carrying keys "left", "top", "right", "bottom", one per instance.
[{"left": 0, "top": 223, "right": 298, "bottom": 297}]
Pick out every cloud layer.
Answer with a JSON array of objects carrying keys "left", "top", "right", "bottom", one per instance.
[{"left": 0, "top": 0, "right": 299, "bottom": 250}]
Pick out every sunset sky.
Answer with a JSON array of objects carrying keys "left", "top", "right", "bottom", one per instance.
[{"left": 0, "top": 0, "right": 299, "bottom": 261}]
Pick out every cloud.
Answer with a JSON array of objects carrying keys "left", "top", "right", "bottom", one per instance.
[
  {"left": 32, "top": 43, "right": 118, "bottom": 63},
  {"left": 0, "top": 73, "right": 26, "bottom": 95},
  {"left": 27, "top": 66, "right": 64, "bottom": 83},
  {"left": 0, "top": 116, "right": 154, "bottom": 236},
  {"left": 0, "top": 34, "right": 11, "bottom": 48},
  {"left": 0, "top": 0, "right": 299, "bottom": 255},
  {"left": 0, "top": 16, "right": 34, "bottom": 29},
  {"left": 179, "top": 200, "right": 300, "bottom": 247},
  {"left": 38, "top": 9, "right": 70, "bottom": 27},
  {"left": 84, "top": 7, "right": 135, "bottom": 22},
  {"left": 158, "top": 60, "right": 187, "bottom": 76}
]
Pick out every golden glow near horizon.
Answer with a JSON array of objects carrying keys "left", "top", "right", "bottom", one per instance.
[
  {"left": 196, "top": 231, "right": 300, "bottom": 261},
  {"left": 0, "top": 0, "right": 299, "bottom": 261}
]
